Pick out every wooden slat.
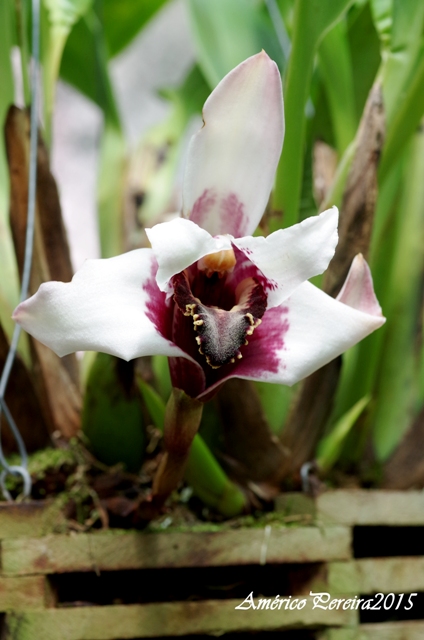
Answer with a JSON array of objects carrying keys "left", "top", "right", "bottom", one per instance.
[
  {"left": 317, "top": 490, "right": 424, "bottom": 525},
  {"left": 1, "top": 525, "right": 351, "bottom": 576},
  {"left": 322, "top": 620, "right": 424, "bottom": 640},
  {"left": 0, "top": 501, "right": 63, "bottom": 539},
  {"left": 0, "top": 576, "right": 47, "bottom": 610},
  {"left": 5, "top": 598, "right": 357, "bottom": 640},
  {"left": 328, "top": 556, "right": 424, "bottom": 594}
]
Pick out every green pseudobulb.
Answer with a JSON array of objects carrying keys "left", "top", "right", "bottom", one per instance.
[{"left": 82, "top": 352, "right": 146, "bottom": 472}]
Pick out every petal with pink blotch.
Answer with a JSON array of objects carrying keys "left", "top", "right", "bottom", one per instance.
[
  {"left": 197, "top": 255, "right": 385, "bottom": 396},
  {"left": 183, "top": 51, "right": 284, "bottom": 237},
  {"left": 13, "top": 249, "right": 188, "bottom": 362}
]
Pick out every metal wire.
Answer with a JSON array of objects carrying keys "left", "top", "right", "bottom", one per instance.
[{"left": 0, "top": 0, "right": 41, "bottom": 500}]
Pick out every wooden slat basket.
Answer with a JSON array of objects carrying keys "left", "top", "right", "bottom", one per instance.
[{"left": 1, "top": 490, "right": 424, "bottom": 639}]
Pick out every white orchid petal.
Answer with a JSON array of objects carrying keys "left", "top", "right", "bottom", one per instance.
[
  {"left": 233, "top": 207, "right": 339, "bottom": 308},
  {"left": 198, "top": 259, "right": 385, "bottom": 395},
  {"left": 183, "top": 51, "right": 284, "bottom": 237},
  {"left": 336, "top": 253, "right": 383, "bottom": 315},
  {"left": 146, "top": 218, "right": 232, "bottom": 292},
  {"left": 13, "top": 249, "right": 187, "bottom": 361}
]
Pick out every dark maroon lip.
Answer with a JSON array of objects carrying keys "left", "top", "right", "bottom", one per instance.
[{"left": 172, "top": 270, "right": 267, "bottom": 369}]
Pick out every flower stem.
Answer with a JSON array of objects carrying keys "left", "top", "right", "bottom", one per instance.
[{"left": 150, "top": 388, "right": 203, "bottom": 508}]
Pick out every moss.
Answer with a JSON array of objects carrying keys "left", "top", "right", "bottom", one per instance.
[
  {"left": 6, "top": 447, "right": 77, "bottom": 481},
  {"left": 146, "top": 508, "right": 313, "bottom": 534}
]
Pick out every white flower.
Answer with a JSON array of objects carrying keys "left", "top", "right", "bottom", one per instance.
[{"left": 13, "top": 52, "right": 385, "bottom": 399}]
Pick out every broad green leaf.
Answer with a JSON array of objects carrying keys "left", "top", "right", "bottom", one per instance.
[
  {"left": 274, "top": 0, "right": 354, "bottom": 228},
  {"left": 187, "top": 0, "right": 284, "bottom": 88},
  {"left": 60, "top": 9, "right": 121, "bottom": 125},
  {"left": 347, "top": 0, "right": 381, "bottom": 121},
  {"left": 309, "top": 77, "right": 336, "bottom": 148},
  {"left": 372, "top": 130, "right": 424, "bottom": 460},
  {"left": 60, "top": 1, "right": 168, "bottom": 108},
  {"left": 298, "top": 140, "right": 317, "bottom": 221},
  {"left": 102, "top": 0, "right": 169, "bottom": 58},
  {"left": 82, "top": 352, "right": 146, "bottom": 472},
  {"left": 254, "top": 381, "right": 295, "bottom": 435},
  {"left": 185, "top": 434, "right": 246, "bottom": 517},
  {"left": 370, "top": 0, "right": 392, "bottom": 48},
  {"left": 138, "top": 379, "right": 165, "bottom": 431},
  {"left": 330, "top": 156, "right": 404, "bottom": 434},
  {"left": 318, "top": 19, "right": 356, "bottom": 153},
  {"left": 379, "top": 49, "right": 424, "bottom": 180},
  {"left": 317, "top": 396, "right": 370, "bottom": 472},
  {"left": 382, "top": 0, "right": 424, "bottom": 124},
  {"left": 151, "top": 355, "right": 172, "bottom": 402}
]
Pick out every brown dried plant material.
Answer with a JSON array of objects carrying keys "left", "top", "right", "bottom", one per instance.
[
  {"left": 5, "top": 106, "right": 81, "bottom": 439},
  {"left": 324, "top": 82, "right": 385, "bottom": 297},
  {"left": 383, "top": 407, "right": 424, "bottom": 489},
  {"left": 277, "top": 82, "right": 385, "bottom": 482},
  {"left": 313, "top": 141, "right": 338, "bottom": 207},
  {"left": 0, "top": 323, "right": 50, "bottom": 453},
  {"left": 216, "top": 378, "right": 286, "bottom": 493}
]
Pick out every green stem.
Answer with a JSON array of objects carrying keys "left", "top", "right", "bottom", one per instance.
[
  {"left": 138, "top": 380, "right": 246, "bottom": 516},
  {"left": 151, "top": 389, "right": 203, "bottom": 508}
]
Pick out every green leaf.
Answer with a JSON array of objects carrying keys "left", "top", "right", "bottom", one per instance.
[
  {"left": 347, "top": 0, "right": 381, "bottom": 120},
  {"left": 137, "top": 379, "right": 165, "bottom": 431},
  {"left": 185, "top": 434, "right": 246, "bottom": 517},
  {"left": 372, "top": 129, "right": 424, "bottom": 460},
  {"left": 381, "top": 0, "right": 424, "bottom": 125},
  {"left": 330, "top": 156, "right": 404, "bottom": 435},
  {"left": 254, "top": 380, "right": 295, "bottom": 434},
  {"left": 370, "top": 0, "right": 392, "bottom": 47},
  {"left": 317, "top": 396, "right": 370, "bottom": 472},
  {"left": 187, "top": 0, "right": 284, "bottom": 88},
  {"left": 318, "top": 19, "right": 356, "bottom": 153},
  {"left": 59, "top": 0, "right": 168, "bottom": 110},
  {"left": 151, "top": 355, "right": 172, "bottom": 402},
  {"left": 60, "top": 8, "right": 120, "bottom": 125},
  {"left": 82, "top": 353, "right": 146, "bottom": 472},
  {"left": 379, "top": 48, "right": 424, "bottom": 180},
  {"left": 274, "top": 0, "right": 354, "bottom": 228},
  {"left": 102, "top": 0, "right": 169, "bottom": 58}
]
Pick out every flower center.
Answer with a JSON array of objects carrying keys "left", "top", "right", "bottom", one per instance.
[
  {"left": 197, "top": 249, "right": 237, "bottom": 278},
  {"left": 172, "top": 269, "right": 267, "bottom": 369}
]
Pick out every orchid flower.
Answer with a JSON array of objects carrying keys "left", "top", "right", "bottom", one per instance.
[{"left": 13, "top": 52, "right": 385, "bottom": 403}]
